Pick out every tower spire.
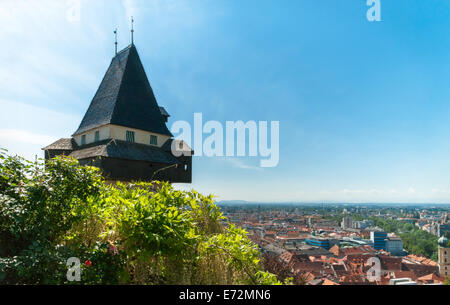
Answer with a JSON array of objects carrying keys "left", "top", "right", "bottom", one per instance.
[
  {"left": 131, "top": 16, "right": 134, "bottom": 45},
  {"left": 114, "top": 28, "right": 118, "bottom": 55}
]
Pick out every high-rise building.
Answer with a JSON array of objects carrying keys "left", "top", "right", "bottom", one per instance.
[
  {"left": 370, "top": 230, "right": 387, "bottom": 250},
  {"left": 385, "top": 236, "right": 403, "bottom": 256},
  {"left": 438, "top": 236, "right": 449, "bottom": 278},
  {"left": 341, "top": 217, "right": 352, "bottom": 229}
]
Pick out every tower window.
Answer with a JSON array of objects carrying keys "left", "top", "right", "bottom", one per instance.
[
  {"left": 126, "top": 130, "right": 135, "bottom": 143},
  {"left": 150, "top": 135, "right": 157, "bottom": 145},
  {"left": 81, "top": 135, "right": 86, "bottom": 145},
  {"left": 95, "top": 131, "right": 100, "bottom": 142}
]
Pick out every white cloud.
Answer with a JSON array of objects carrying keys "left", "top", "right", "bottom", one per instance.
[
  {"left": 0, "top": 99, "right": 79, "bottom": 161},
  {"left": 0, "top": 129, "right": 56, "bottom": 146},
  {"left": 0, "top": 99, "right": 79, "bottom": 135},
  {"left": 122, "top": 0, "right": 136, "bottom": 20},
  {"left": 341, "top": 189, "right": 365, "bottom": 194},
  {"left": 432, "top": 188, "right": 450, "bottom": 194}
]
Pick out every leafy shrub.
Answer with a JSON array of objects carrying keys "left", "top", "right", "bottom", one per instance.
[{"left": 0, "top": 149, "right": 281, "bottom": 285}]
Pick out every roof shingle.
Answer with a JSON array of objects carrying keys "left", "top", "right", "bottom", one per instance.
[
  {"left": 73, "top": 45, "right": 172, "bottom": 137},
  {"left": 69, "top": 139, "right": 181, "bottom": 165},
  {"left": 42, "top": 138, "right": 78, "bottom": 150}
]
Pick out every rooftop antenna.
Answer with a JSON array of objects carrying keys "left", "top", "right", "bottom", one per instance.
[
  {"left": 114, "top": 28, "right": 118, "bottom": 55},
  {"left": 131, "top": 16, "right": 134, "bottom": 45}
]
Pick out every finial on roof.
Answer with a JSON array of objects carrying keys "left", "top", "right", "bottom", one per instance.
[
  {"left": 131, "top": 16, "right": 134, "bottom": 45},
  {"left": 114, "top": 28, "right": 118, "bottom": 55}
]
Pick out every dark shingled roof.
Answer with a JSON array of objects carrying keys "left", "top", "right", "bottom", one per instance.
[
  {"left": 69, "top": 139, "right": 181, "bottom": 165},
  {"left": 159, "top": 107, "right": 170, "bottom": 117},
  {"left": 42, "top": 138, "right": 78, "bottom": 150},
  {"left": 73, "top": 44, "right": 173, "bottom": 137}
]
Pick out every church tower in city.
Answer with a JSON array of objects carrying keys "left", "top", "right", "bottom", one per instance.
[{"left": 438, "top": 236, "right": 449, "bottom": 278}]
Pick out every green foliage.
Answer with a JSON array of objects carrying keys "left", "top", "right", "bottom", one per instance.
[
  {"left": 0, "top": 149, "right": 281, "bottom": 285},
  {"left": 371, "top": 217, "right": 439, "bottom": 259},
  {"left": 106, "top": 182, "right": 199, "bottom": 259},
  {"left": 0, "top": 149, "right": 103, "bottom": 284},
  {"left": 75, "top": 242, "right": 126, "bottom": 285},
  {"left": 255, "top": 271, "right": 283, "bottom": 285},
  {"left": 254, "top": 271, "right": 293, "bottom": 285},
  {"left": 199, "top": 224, "right": 262, "bottom": 284}
]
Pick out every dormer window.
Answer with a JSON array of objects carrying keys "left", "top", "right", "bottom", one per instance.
[
  {"left": 81, "top": 135, "right": 86, "bottom": 145},
  {"left": 95, "top": 131, "right": 100, "bottom": 142},
  {"left": 150, "top": 135, "right": 157, "bottom": 145},
  {"left": 126, "top": 130, "right": 135, "bottom": 143}
]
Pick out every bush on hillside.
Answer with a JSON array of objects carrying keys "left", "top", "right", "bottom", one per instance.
[{"left": 0, "top": 149, "right": 282, "bottom": 285}]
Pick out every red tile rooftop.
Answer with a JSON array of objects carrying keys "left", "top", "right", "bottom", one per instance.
[
  {"left": 339, "top": 275, "right": 366, "bottom": 284},
  {"left": 322, "top": 278, "right": 340, "bottom": 285},
  {"left": 403, "top": 254, "right": 438, "bottom": 266},
  {"left": 391, "top": 271, "right": 417, "bottom": 281},
  {"left": 279, "top": 251, "right": 294, "bottom": 264},
  {"left": 300, "top": 272, "right": 315, "bottom": 283},
  {"left": 416, "top": 273, "right": 444, "bottom": 284}
]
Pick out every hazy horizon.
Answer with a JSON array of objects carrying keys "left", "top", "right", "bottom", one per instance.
[{"left": 216, "top": 200, "right": 450, "bottom": 206}]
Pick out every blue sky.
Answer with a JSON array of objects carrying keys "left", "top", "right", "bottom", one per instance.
[{"left": 1, "top": 0, "right": 450, "bottom": 203}]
